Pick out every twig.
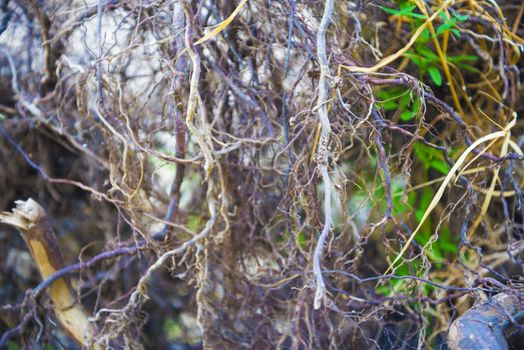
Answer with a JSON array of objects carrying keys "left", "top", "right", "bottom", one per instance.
[
  {"left": 0, "top": 125, "right": 120, "bottom": 203},
  {"left": 31, "top": 241, "right": 146, "bottom": 296}
]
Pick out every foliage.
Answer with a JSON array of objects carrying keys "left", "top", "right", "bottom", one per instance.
[
  {"left": 381, "top": 1, "right": 478, "bottom": 86},
  {"left": 0, "top": 0, "right": 522, "bottom": 348}
]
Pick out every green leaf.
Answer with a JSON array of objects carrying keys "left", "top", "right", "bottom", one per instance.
[
  {"left": 439, "top": 229, "right": 457, "bottom": 253},
  {"left": 420, "top": 188, "right": 433, "bottom": 210},
  {"left": 298, "top": 231, "right": 309, "bottom": 248},
  {"left": 399, "top": 1, "right": 412, "bottom": 11},
  {"left": 451, "top": 28, "right": 461, "bottom": 37},
  {"left": 380, "top": 5, "right": 412, "bottom": 16},
  {"left": 405, "top": 52, "right": 430, "bottom": 71},
  {"left": 187, "top": 215, "right": 202, "bottom": 232},
  {"left": 414, "top": 144, "right": 430, "bottom": 166},
  {"left": 163, "top": 318, "right": 184, "bottom": 340},
  {"left": 420, "top": 28, "right": 431, "bottom": 41},
  {"left": 434, "top": 14, "right": 461, "bottom": 38},
  {"left": 436, "top": 22, "right": 454, "bottom": 35},
  {"left": 375, "top": 89, "right": 387, "bottom": 99},
  {"left": 400, "top": 110, "right": 415, "bottom": 121},
  {"left": 441, "top": 241, "right": 457, "bottom": 253},
  {"left": 417, "top": 46, "right": 440, "bottom": 62},
  {"left": 407, "top": 191, "right": 417, "bottom": 207},
  {"left": 453, "top": 13, "right": 469, "bottom": 22},
  {"left": 412, "top": 97, "right": 421, "bottom": 112},
  {"left": 395, "top": 263, "right": 410, "bottom": 276},
  {"left": 405, "top": 52, "right": 425, "bottom": 66},
  {"left": 408, "top": 12, "right": 428, "bottom": 20},
  {"left": 427, "top": 66, "right": 442, "bottom": 86},
  {"left": 399, "top": 92, "right": 412, "bottom": 108},
  {"left": 430, "top": 159, "right": 450, "bottom": 174},
  {"left": 380, "top": 5, "right": 428, "bottom": 19},
  {"left": 7, "top": 342, "right": 22, "bottom": 350},
  {"left": 376, "top": 86, "right": 404, "bottom": 99},
  {"left": 457, "top": 63, "right": 479, "bottom": 73},
  {"left": 381, "top": 100, "right": 398, "bottom": 111},
  {"left": 448, "top": 55, "right": 478, "bottom": 63},
  {"left": 439, "top": 12, "right": 450, "bottom": 21}
]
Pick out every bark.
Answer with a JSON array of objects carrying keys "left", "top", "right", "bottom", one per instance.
[
  {"left": 448, "top": 293, "right": 524, "bottom": 350},
  {"left": 0, "top": 199, "right": 98, "bottom": 349}
]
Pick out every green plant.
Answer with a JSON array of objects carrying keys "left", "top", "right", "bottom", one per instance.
[
  {"left": 381, "top": 1, "right": 477, "bottom": 86},
  {"left": 413, "top": 142, "right": 450, "bottom": 175},
  {"left": 375, "top": 86, "right": 422, "bottom": 121}
]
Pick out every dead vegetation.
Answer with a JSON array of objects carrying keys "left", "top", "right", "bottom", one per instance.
[{"left": 0, "top": 0, "right": 524, "bottom": 349}]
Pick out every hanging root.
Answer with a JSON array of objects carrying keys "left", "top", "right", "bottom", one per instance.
[{"left": 312, "top": 0, "right": 335, "bottom": 310}]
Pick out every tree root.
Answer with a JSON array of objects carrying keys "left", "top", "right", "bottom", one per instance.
[{"left": 448, "top": 293, "right": 524, "bottom": 350}]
